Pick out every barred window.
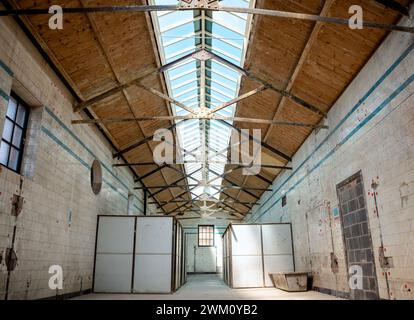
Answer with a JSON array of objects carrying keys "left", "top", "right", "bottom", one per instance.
[
  {"left": 0, "top": 93, "right": 29, "bottom": 173},
  {"left": 198, "top": 225, "right": 214, "bottom": 247}
]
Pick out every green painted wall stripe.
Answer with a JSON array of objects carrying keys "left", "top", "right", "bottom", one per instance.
[
  {"left": 0, "top": 95, "right": 144, "bottom": 208},
  {"left": 251, "top": 42, "right": 414, "bottom": 222},
  {"left": 0, "top": 88, "right": 9, "bottom": 102},
  {"left": 133, "top": 204, "right": 142, "bottom": 212},
  {"left": 0, "top": 59, "right": 145, "bottom": 210},
  {"left": 43, "top": 107, "right": 144, "bottom": 207},
  {"left": 0, "top": 59, "right": 13, "bottom": 76},
  {"left": 41, "top": 126, "right": 130, "bottom": 201},
  {"left": 44, "top": 107, "right": 125, "bottom": 187}
]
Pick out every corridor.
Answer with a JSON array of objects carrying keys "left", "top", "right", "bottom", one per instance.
[{"left": 74, "top": 274, "right": 341, "bottom": 300}]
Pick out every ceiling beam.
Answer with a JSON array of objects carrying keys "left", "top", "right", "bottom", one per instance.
[
  {"left": 220, "top": 201, "right": 247, "bottom": 216},
  {"left": 81, "top": 5, "right": 182, "bottom": 208},
  {"left": 165, "top": 201, "right": 195, "bottom": 215},
  {"left": 149, "top": 199, "right": 259, "bottom": 205},
  {"left": 141, "top": 5, "right": 193, "bottom": 207},
  {"left": 161, "top": 188, "right": 205, "bottom": 211},
  {"left": 208, "top": 185, "right": 253, "bottom": 211},
  {"left": 134, "top": 164, "right": 168, "bottom": 182},
  {"left": 135, "top": 184, "right": 272, "bottom": 191},
  {"left": 149, "top": 168, "right": 201, "bottom": 207},
  {"left": 207, "top": 50, "right": 326, "bottom": 116},
  {"left": 2, "top": 5, "right": 413, "bottom": 33},
  {"left": 207, "top": 85, "right": 268, "bottom": 115},
  {"left": 207, "top": 164, "right": 274, "bottom": 185},
  {"left": 263, "top": 0, "right": 335, "bottom": 146},
  {"left": 73, "top": 67, "right": 157, "bottom": 112},
  {"left": 148, "top": 167, "right": 202, "bottom": 197},
  {"left": 231, "top": 0, "right": 336, "bottom": 209},
  {"left": 71, "top": 116, "right": 328, "bottom": 129},
  {"left": 0, "top": 1, "right": 169, "bottom": 214},
  {"left": 115, "top": 162, "right": 291, "bottom": 170},
  {"left": 218, "top": 120, "right": 292, "bottom": 162},
  {"left": 217, "top": 190, "right": 252, "bottom": 211},
  {"left": 112, "top": 121, "right": 181, "bottom": 159},
  {"left": 136, "top": 83, "right": 198, "bottom": 115},
  {"left": 73, "top": 49, "right": 202, "bottom": 113},
  {"left": 208, "top": 168, "right": 260, "bottom": 201}
]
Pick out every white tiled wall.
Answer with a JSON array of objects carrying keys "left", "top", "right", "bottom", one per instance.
[
  {"left": 0, "top": 16, "right": 155, "bottom": 299},
  {"left": 249, "top": 10, "right": 414, "bottom": 299}
]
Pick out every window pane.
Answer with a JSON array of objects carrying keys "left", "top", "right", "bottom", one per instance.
[
  {"left": 0, "top": 142, "right": 10, "bottom": 165},
  {"left": 6, "top": 97, "right": 17, "bottom": 120},
  {"left": 16, "top": 104, "right": 27, "bottom": 127},
  {"left": 2, "top": 119, "right": 14, "bottom": 142},
  {"left": 199, "top": 225, "right": 214, "bottom": 246},
  {"left": 12, "top": 126, "right": 23, "bottom": 147},
  {"left": 8, "top": 146, "right": 19, "bottom": 171}
]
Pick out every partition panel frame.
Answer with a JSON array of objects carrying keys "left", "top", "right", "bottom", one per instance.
[
  {"left": 93, "top": 215, "right": 136, "bottom": 293},
  {"left": 93, "top": 215, "right": 184, "bottom": 294},
  {"left": 222, "top": 222, "right": 295, "bottom": 289}
]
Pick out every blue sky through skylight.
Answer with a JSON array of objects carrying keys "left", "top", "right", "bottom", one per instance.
[{"left": 151, "top": 0, "right": 255, "bottom": 202}]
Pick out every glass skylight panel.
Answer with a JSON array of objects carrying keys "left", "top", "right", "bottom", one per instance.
[
  {"left": 151, "top": 0, "right": 255, "bottom": 202},
  {"left": 164, "top": 38, "right": 195, "bottom": 57},
  {"left": 209, "top": 12, "right": 246, "bottom": 35}
]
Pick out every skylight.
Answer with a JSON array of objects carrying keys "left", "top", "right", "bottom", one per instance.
[{"left": 151, "top": 0, "right": 255, "bottom": 201}]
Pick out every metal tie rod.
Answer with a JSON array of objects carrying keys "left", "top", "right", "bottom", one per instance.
[
  {"left": 1, "top": 5, "right": 413, "bottom": 34},
  {"left": 72, "top": 116, "right": 328, "bottom": 129}
]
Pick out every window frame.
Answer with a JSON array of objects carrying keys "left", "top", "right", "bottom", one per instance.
[
  {"left": 198, "top": 225, "right": 215, "bottom": 247},
  {"left": 0, "top": 92, "right": 30, "bottom": 174}
]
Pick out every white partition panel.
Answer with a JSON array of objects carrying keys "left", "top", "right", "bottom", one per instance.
[
  {"left": 94, "top": 216, "right": 135, "bottom": 293},
  {"left": 134, "top": 255, "right": 172, "bottom": 293},
  {"left": 232, "top": 256, "right": 264, "bottom": 288},
  {"left": 94, "top": 216, "right": 184, "bottom": 294},
  {"left": 223, "top": 223, "right": 295, "bottom": 288},
  {"left": 230, "top": 225, "right": 263, "bottom": 288},
  {"left": 262, "top": 224, "right": 293, "bottom": 255},
  {"left": 133, "top": 217, "right": 173, "bottom": 293},
  {"left": 263, "top": 256, "right": 295, "bottom": 287},
  {"left": 262, "top": 224, "right": 295, "bottom": 287},
  {"left": 231, "top": 225, "right": 262, "bottom": 256},
  {"left": 135, "top": 217, "right": 173, "bottom": 253}
]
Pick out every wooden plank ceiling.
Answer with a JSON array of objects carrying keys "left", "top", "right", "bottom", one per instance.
[
  {"left": 6, "top": 0, "right": 411, "bottom": 216},
  {"left": 223, "top": 0, "right": 412, "bottom": 214}
]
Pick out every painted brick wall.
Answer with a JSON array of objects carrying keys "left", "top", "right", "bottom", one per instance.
[
  {"left": 249, "top": 10, "right": 414, "bottom": 299},
  {"left": 0, "top": 16, "right": 155, "bottom": 300},
  {"left": 183, "top": 225, "right": 225, "bottom": 274}
]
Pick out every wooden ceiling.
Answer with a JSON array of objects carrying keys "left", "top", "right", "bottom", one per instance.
[
  {"left": 223, "top": 0, "right": 412, "bottom": 213},
  {"left": 4, "top": 0, "right": 412, "bottom": 216}
]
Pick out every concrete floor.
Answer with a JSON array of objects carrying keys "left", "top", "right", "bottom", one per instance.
[{"left": 74, "top": 274, "right": 341, "bottom": 300}]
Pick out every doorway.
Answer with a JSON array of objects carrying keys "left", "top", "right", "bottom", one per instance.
[{"left": 337, "top": 171, "right": 379, "bottom": 300}]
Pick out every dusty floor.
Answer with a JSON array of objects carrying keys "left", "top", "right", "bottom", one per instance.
[{"left": 74, "top": 274, "right": 342, "bottom": 300}]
